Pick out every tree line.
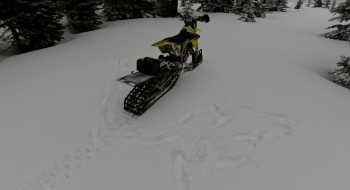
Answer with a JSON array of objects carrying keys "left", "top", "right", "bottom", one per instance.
[{"left": 0, "top": 0, "right": 179, "bottom": 54}]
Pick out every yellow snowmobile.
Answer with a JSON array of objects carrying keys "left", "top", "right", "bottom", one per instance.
[{"left": 117, "top": 14, "right": 210, "bottom": 115}]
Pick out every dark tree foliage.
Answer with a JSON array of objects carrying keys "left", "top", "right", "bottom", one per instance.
[
  {"left": 264, "top": 0, "right": 277, "bottom": 11},
  {"left": 331, "top": 0, "right": 337, "bottom": 10},
  {"left": 156, "top": 0, "right": 179, "bottom": 17},
  {"left": 267, "top": 0, "right": 288, "bottom": 11},
  {"left": 232, "top": 0, "right": 246, "bottom": 14},
  {"left": 295, "top": 0, "right": 303, "bottom": 9},
  {"left": 313, "top": 0, "right": 323, "bottom": 7},
  {"left": 238, "top": 0, "right": 256, "bottom": 22},
  {"left": 253, "top": 0, "right": 266, "bottom": 17},
  {"left": 0, "top": 0, "right": 64, "bottom": 53},
  {"left": 65, "top": 0, "right": 102, "bottom": 33},
  {"left": 324, "top": 0, "right": 332, "bottom": 8},
  {"left": 321, "top": 0, "right": 350, "bottom": 41},
  {"left": 235, "top": 0, "right": 266, "bottom": 16},
  {"left": 329, "top": 55, "right": 350, "bottom": 89},
  {"left": 103, "top": 0, "right": 156, "bottom": 21},
  {"left": 197, "top": 0, "right": 233, "bottom": 13}
]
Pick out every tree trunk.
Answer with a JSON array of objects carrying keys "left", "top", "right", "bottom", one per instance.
[{"left": 331, "top": 0, "right": 336, "bottom": 10}]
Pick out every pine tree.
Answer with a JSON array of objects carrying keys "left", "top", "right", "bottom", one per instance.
[
  {"left": 0, "top": 0, "right": 64, "bottom": 53},
  {"left": 267, "top": 0, "right": 288, "bottom": 11},
  {"left": 181, "top": 0, "right": 186, "bottom": 6},
  {"left": 156, "top": 0, "right": 179, "bottom": 17},
  {"left": 233, "top": 0, "right": 246, "bottom": 14},
  {"left": 197, "top": 0, "right": 233, "bottom": 13},
  {"left": 331, "top": 0, "right": 337, "bottom": 10},
  {"left": 306, "top": 0, "right": 312, "bottom": 6},
  {"left": 313, "top": 0, "right": 323, "bottom": 7},
  {"left": 324, "top": 0, "right": 332, "bottom": 8},
  {"left": 265, "top": 0, "right": 277, "bottom": 11},
  {"left": 253, "top": 0, "right": 266, "bottom": 17},
  {"left": 295, "top": 0, "right": 303, "bottom": 9},
  {"left": 329, "top": 55, "right": 350, "bottom": 89},
  {"left": 66, "top": 0, "right": 102, "bottom": 34},
  {"left": 180, "top": 0, "right": 195, "bottom": 21},
  {"left": 321, "top": 0, "right": 350, "bottom": 41},
  {"left": 238, "top": 0, "right": 256, "bottom": 22},
  {"left": 103, "top": 0, "right": 155, "bottom": 21}
]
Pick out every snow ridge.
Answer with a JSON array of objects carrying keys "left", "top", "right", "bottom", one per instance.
[
  {"left": 123, "top": 100, "right": 298, "bottom": 190},
  {"left": 21, "top": 58, "right": 137, "bottom": 190}
]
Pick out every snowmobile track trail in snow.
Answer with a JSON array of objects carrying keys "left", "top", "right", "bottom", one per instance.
[
  {"left": 121, "top": 100, "right": 299, "bottom": 190},
  {"left": 21, "top": 58, "right": 139, "bottom": 190}
]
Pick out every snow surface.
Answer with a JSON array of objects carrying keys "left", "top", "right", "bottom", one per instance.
[{"left": 1, "top": 5, "right": 350, "bottom": 190}]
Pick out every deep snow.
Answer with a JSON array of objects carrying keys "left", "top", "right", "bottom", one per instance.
[{"left": 1, "top": 4, "right": 350, "bottom": 190}]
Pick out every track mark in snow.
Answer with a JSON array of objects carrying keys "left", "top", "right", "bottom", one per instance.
[
  {"left": 22, "top": 57, "right": 138, "bottom": 190},
  {"left": 125, "top": 101, "right": 298, "bottom": 190},
  {"left": 91, "top": 124, "right": 105, "bottom": 150}
]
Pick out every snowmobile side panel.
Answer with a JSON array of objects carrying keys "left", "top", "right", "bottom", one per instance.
[{"left": 117, "top": 72, "right": 153, "bottom": 87}]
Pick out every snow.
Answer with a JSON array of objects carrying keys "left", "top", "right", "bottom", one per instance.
[{"left": 1, "top": 5, "right": 350, "bottom": 190}]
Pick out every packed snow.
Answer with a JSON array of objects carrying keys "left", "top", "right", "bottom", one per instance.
[{"left": 1, "top": 4, "right": 350, "bottom": 190}]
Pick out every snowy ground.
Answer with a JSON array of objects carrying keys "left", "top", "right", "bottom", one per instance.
[{"left": 1, "top": 5, "right": 350, "bottom": 190}]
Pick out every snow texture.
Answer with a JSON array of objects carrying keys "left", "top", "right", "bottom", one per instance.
[{"left": 1, "top": 4, "right": 350, "bottom": 190}]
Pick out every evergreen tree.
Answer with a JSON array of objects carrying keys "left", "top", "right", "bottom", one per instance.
[
  {"left": 66, "top": 0, "right": 102, "bottom": 34},
  {"left": 265, "top": 0, "right": 277, "bottom": 11},
  {"left": 197, "top": 0, "right": 233, "bottom": 13},
  {"left": 253, "top": 0, "right": 266, "bottom": 17},
  {"left": 321, "top": 0, "right": 350, "bottom": 41},
  {"left": 0, "top": 0, "right": 64, "bottom": 53},
  {"left": 103, "top": 0, "right": 155, "bottom": 21},
  {"left": 238, "top": 0, "right": 256, "bottom": 22},
  {"left": 180, "top": 0, "right": 195, "bottom": 21},
  {"left": 306, "top": 0, "right": 312, "bottom": 6},
  {"left": 181, "top": 0, "right": 186, "bottom": 6},
  {"left": 232, "top": 0, "right": 246, "bottom": 14},
  {"left": 156, "top": 0, "right": 179, "bottom": 17},
  {"left": 331, "top": 0, "right": 337, "bottom": 10},
  {"left": 313, "top": 0, "right": 323, "bottom": 7},
  {"left": 329, "top": 55, "right": 350, "bottom": 89},
  {"left": 324, "top": 0, "right": 332, "bottom": 8},
  {"left": 295, "top": 0, "right": 303, "bottom": 9},
  {"left": 267, "top": 0, "right": 288, "bottom": 11}
]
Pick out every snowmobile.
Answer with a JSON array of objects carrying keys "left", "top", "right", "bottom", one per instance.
[{"left": 117, "top": 14, "right": 210, "bottom": 115}]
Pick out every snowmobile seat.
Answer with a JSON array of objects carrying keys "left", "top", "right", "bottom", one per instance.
[
  {"left": 137, "top": 57, "right": 160, "bottom": 75},
  {"left": 164, "top": 29, "right": 191, "bottom": 44}
]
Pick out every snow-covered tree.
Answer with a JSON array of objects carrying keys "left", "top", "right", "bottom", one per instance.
[
  {"left": 267, "top": 0, "right": 288, "bottom": 11},
  {"left": 321, "top": 0, "right": 350, "bottom": 41},
  {"left": 306, "top": 0, "right": 312, "bottom": 6},
  {"left": 180, "top": 0, "right": 195, "bottom": 21},
  {"left": 253, "top": 0, "right": 266, "bottom": 17},
  {"left": 232, "top": 0, "right": 246, "bottom": 14},
  {"left": 66, "top": 0, "right": 102, "bottom": 34},
  {"left": 103, "top": 0, "right": 155, "bottom": 21},
  {"left": 0, "top": 0, "right": 64, "bottom": 53},
  {"left": 313, "top": 0, "right": 323, "bottom": 7},
  {"left": 265, "top": 0, "right": 277, "bottom": 11},
  {"left": 197, "top": 0, "right": 233, "bottom": 13},
  {"left": 238, "top": 0, "right": 256, "bottom": 22},
  {"left": 295, "top": 0, "right": 303, "bottom": 9},
  {"left": 331, "top": 0, "right": 337, "bottom": 10},
  {"left": 181, "top": 0, "right": 186, "bottom": 6},
  {"left": 324, "top": 0, "right": 332, "bottom": 8},
  {"left": 329, "top": 55, "right": 350, "bottom": 89}
]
